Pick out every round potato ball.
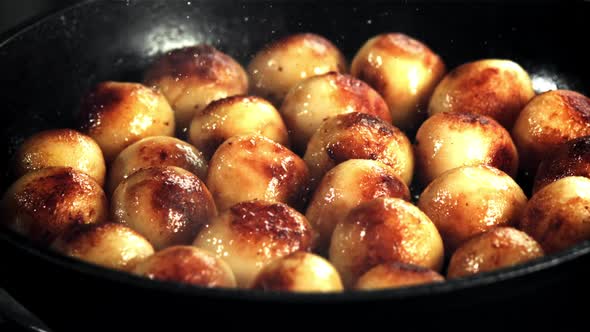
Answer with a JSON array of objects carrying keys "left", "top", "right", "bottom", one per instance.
[{"left": 354, "top": 262, "right": 444, "bottom": 291}]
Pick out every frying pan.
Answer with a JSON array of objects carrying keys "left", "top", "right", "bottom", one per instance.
[{"left": 1, "top": 0, "right": 589, "bottom": 330}]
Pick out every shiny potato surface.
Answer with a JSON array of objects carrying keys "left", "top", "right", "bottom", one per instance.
[
  {"left": 329, "top": 197, "right": 444, "bottom": 288},
  {"left": 252, "top": 252, "right": 343, "bottom": 292},
  {"left": 51, "top": 223, "right": 154, "bottom": 271},
  {"left": 206, "top": 135, "right": 309, "bottom": 211},
  {"left": 305, "top": 159, "right": 410, "bottom": 253},
  {"left": 78, "top": 81, "right": 175, "bottom": 162},
  {"left": 144, "top": 45, "right": 248, "bottom": 131},
  {"left": 418, "top": 165, "right": 527, "bottom": 254},
  {"left": 351, "top": 33, "right": 446, "bottom": 131},
  {"left": 188, "top": 95, "right": 289, "bottom": 159},
  {"left": 108, "top": 136, "right": 208, "bottom": 195},
  {"left": 415, "top": 112, "right": 518, "bottom": 186},
  {"left": 193, "top": 200, "right": 316, "bottom": 288},
  {"left": 133, "top": 246, "right": 236, "bottom": 288},
  {"left": 1, "top": 167, "right": 108, "bottom": 246},
  {"left": 280, "top": 72, "right": 391, "bottom": 153},
  {"left": 111, "top": 166, "right": 217, "bottom": 250},
  {"left": 512, "top": 90, "right": 590, "bottom": 172},
  {"left": 447, "top": 227, "right": 543, "bottom": 279},
  {"left": 533, "top": 136, "right": 590, "bottom": 193},
  {"left": 354, "top": 262, "right": 444, "bottom": 290},
  {"left": 304, "top": 112, "right": 414, "bottom": 189},
  {"left": 428, "top": 59, "right": 535, "bottom": 129},
  {"left": 519, "top": 176, "right": 590, "bottom": 254},
  {"left": 248, "top": 33, "right": 347, "bottom": 106},
  {"left": 13, "top": 129, "right": 106, "bottom": 187}
]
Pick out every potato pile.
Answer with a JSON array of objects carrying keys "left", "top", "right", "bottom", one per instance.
[{"left": 3, "top": 32, "right": 590, "bottom": 293}]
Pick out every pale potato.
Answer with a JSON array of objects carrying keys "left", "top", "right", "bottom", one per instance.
[
  {"left": 1, "top": 167, "right": 108, "bottom": 246},
  {"left": 111, "top": 166, "right": 217, "bottom": 250},
  {"left": 188, "top": 95, "right": 289, "bottom": 159},
  {"left": 512, "top": 90, "right": 590, "bottom": 172},
  {"left": 415, "top": 112, "right": 518, "bottom": 187},
  {"left": 329, "top": 197, "right": 444, "bottom": 288},
  {"left": 252, "top": 252, "right": 343, "bottom": 292},
  {"left": 354, "top": 262, "right": 444, "bottom": 290},
  {"left": 280, "top": 72, "right": 391, "bottom": 153},
  {"left": 248, "top": 33, "right": 347, "bottom": 106},
  {"left": 428, "top": 59, "right": 535, "bottom": 129},
  {"left": 144, "top": 45, "right": 248, "bottom": 131},
  {"left": 418, "top": 165, "right": 527, "bottom": 254},
  {"left": 78, "top": 81, "right": 175, "bottom": 162},
  {"left": 133, "top": 246, "right": 236, "bottom": 288},
  {"left": 52, "top": 223, "right": 154, "bottom": 271},
  {"left": 206, "top": 135, "right": 309, "bottom": 211},
  {"left": 519, "top": 176, "right": 590, "bottom": 254},
  {"left": 193, "top": 200, "right": 316, "bottom": 288},
  {"left": 351, "top": 33, "right": 446, "bottom": 131}
]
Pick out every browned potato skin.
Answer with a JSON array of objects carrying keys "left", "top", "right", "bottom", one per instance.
[
  {"left": 354, "top": 262, "right": 444, "bottom": 290},
  {"left": 533, "top": 136, "right": 590, "bottom": 194},
  {"left": 280, "top": 72, "right": 391, "bottom": 153},
  {"left": 51, "top": 223, "right": 155, "bottom": 271},
  {"left": 512, "top": 90, "right": 590, "bottom": 172},
  {"left": 193, "top": 200, "right": 316, "bottom": 288},
  {"left": 133, "top": 246, "right": 236, "bottom": 288},
  {"left": 351, "top": 33, "right": 446, "bottom": 132},
  {"left": 519, "top": 176, "right": 590, "bottom": 254},
  {"left": 188, "top": 95, "right": 290, "bottom": 159},
  {"left": 1, "top": 167, "right": 108, "bottom": 246},
  {"left": 206, "top": 135, "right": 309, "bottom": 211},
  {"left": 329, "top": 197, "right": 444, "bottom": 288},
  {"left": 248, "top": 33, "right": 347, "bottom": 106},
  {"left": 415, "top": 112, "right": 518, "bottom": 187},
  {"left": 447, "top": 227, "right": 543, "bottom": 279},
  {"left": 304, "top": 112, "right": 414, "bottom": 189},
  {"left": 428, "top": 59, "right": 535, "bottom": 129},
  {"left": 144, "top": 45, "right": 248, "bottom": 131},
  {"left": 305, "top": 159, "right": 410, "bottom": 253},
  {"left": 79, "top": 81, "right": 175, "bottom": 162},
  {"left": 108, "top": 136, "right": 208, "bottom": 195},
  {"left": 14, "top": 129, "right": 106, "bottom": 187},
  {"left": 418, "top": 165, "right": 528, "bottom": 254},
  {"left": 111, "top": 166, "right": 217, "bottom": 250}
]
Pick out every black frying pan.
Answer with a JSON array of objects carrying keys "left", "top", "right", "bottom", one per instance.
[{"left": 1, "top": 0, "right": 589, "bottom": 330}]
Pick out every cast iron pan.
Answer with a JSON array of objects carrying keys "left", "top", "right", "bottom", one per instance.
[{"left": 1, "top": 0, "right": 589, "bottom": 330}]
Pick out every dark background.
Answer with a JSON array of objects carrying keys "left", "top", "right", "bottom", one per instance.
[{"left": 0, "top": 1, "right": 81, "bottom": 36}]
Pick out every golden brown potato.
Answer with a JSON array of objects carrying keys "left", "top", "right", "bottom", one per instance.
[
  {"left": 51, "top": 223, "right": 154, "bottom": 271},
  {"left": 351, "top": 33, "right": 446, "bottom": 131},
  {"left": 252, "top": 252, "right": 343, "bottom": 292},
  {"left": 533, "top": 136, "right": 590, "bottom": 193},
  {"left": 144, "top": 45, "right": 248, "bottom": 131},
  {"left": 280, "top": 72, "right": 391, "bottom": 153},
  {"left": 78, "top": 81, "right": 175, "bottom": 162},
  {"left": 415, "top": 112, "right": 518, "bottom": 186},
  {"left": 107, "top": 136, "right": 208, "bottom": 195},
  {"left": 188, "top": 95, "right": 289, "bottom": 159},
  {"left": 329, "top": 197, "right": 444, "bottom": 288},
  {"left": 418, "top": 165, "right": 527, "bottom": 254},
  {"left": 305, "top": 159, "right": 410, "bottom": 253},
  {"left": 13, "top": 129, "right": 106, "bottom": 187},
  {"left": 111, "top": 166, "right": 217, "bottom": 250},
  {"left": 519, "top": 176, "right": 590, "bottom": 254},
  {"left": 354, "top": 262, "right": 444, "bottom": 290},
  {"left": 193, "top": 200, "right": 316, "bottom": 288},
  {"left": 304, "top": 112, "right": 414, "bottom": 189},
  {"left": 248, "top": 33, "right": 347, "bottom": 106},
  {"left": 428, "top": 59, "right": 535, "bottom": 129},
  {"left": 447, "top": 227, "right": 544, "bottom": 279},
  {"left": 133, "top": 246, "right": 236, "bottom": 288},
  {"left": 512, "top": 90, "right": 590, "bottom": 172},
  {"left": 206, "top": 135, "right": 309, "bottom": 211},
  {"left": 1, "top": 167, "right": 108, "bottom": 246}
]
